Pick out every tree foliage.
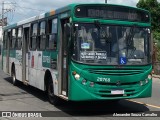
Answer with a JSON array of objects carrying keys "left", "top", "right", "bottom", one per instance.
[{"left": 137, "top": 0, "right": 160, "bottom": 32}]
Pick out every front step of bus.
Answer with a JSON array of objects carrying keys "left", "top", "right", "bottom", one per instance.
[
  {"left": 23, "top": 80, "right": 29, "bottom": 86},
  {"left": 59, "top": 94, "right": 68, "bottom": 100}
]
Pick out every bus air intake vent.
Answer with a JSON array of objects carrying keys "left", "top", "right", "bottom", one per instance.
[{"left": 85, "top": 68, "right": 144, "bottom": 75}]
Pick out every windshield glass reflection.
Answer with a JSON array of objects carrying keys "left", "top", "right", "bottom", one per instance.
[{"left": 72, "top": 23, "right": 150, "bottom": 65}]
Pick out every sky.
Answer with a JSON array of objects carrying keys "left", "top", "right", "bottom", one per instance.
[{"left": 0, "top": 0, "right": 151, "bottom": 24}]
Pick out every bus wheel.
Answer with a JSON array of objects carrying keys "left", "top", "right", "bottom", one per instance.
[
  {"left": 47, "top": 76, "right": 60, "bottom": 105},
  {"left": 108, "top": 100, "right": 120, "bottom": 104},
  {"left": 12, "top": 68, "right": 17, "bottom": 86}
]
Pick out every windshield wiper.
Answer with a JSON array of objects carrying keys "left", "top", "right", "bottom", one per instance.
[
  {"left": 125, "top": 26, "right": 137, "bottom": 58},
  {"left": 126, "top": 29, "right": 134, "bottom": 47},
  {"left": 126, "top": 24, "right": 138, "bottom": 48}
]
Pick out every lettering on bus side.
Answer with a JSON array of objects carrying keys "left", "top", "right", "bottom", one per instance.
[
  {"left": 16, "top": 53, "right": 22, "bottom": 63},
  {"left": 42, "top": 56, "right": 51, "bottom": 68},
  {"left": 97, "top": 77, "right": 110, "bottom": 82},
  {"left": 43, "top": 56, "right": 50, "bottom": 63}
]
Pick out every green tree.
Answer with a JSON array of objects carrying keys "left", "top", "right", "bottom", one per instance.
[
  {"left": 137, "top": 0, "right": 160, "bottom": 31},
  {"left": 137, "top": 0, "right": 160, "bottom": 61}
]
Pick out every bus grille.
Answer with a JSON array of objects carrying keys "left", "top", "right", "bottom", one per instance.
[
  {"left": 91, "top": 81, "right": 141, "bottom": 98},
  {"left": 85, "top": 68, "right": 144, "bottom": 75}
]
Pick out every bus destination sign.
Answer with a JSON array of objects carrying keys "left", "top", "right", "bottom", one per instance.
[
  {"left": 75, "top": 5, "right": 150, "bottom": 22},
  {"left": 88, "top": 9, "right": 140, "bottom": 21}
]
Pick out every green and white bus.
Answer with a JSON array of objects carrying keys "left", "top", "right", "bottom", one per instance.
[{"left": 2, "top": 3, "right": 152, "bottom": 105}]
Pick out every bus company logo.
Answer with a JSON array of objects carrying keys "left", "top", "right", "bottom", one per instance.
[
  {"left": 1, "top": 112, "right": 42, "bottom": 118},
  {"left": 97, "top": 77, "right": 110, "bottom": 82},
  {"left": 2, "top": 112, "right": 11, "bottom": 117},
  {"left": 16, "top": 53, "right": 22, "bottom": 62}
]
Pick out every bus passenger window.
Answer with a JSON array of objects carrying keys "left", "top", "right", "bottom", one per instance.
[
  {"left": 11, "top": 29, "right": 17, "bottom": 49},
  {"left": 46, "top": 18, "right": 57, "bottom": 50},
  {"left": 39, "top": 21, "right": 46, "bottom": 50},
  {"left": 30, "top": 23, "right": 38, "bottom": 50},
  {"left": 17, "top": 28, "right": 22, "bottom": 49},
  {"left": 3, "top": 32, "right": 8, "bottom": 50}
]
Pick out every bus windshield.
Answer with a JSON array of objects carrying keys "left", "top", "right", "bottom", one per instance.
[{"left": 72, "top": 23, "right": 151, "bottom": 65}]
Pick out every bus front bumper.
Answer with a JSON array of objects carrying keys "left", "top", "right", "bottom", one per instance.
[{"left": 69, "top": 78, "right": 152, "bottom": 101}]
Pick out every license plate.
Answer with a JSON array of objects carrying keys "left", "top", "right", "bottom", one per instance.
[{"left": 111, "top": 90, "right": 124, "bottom": 95}]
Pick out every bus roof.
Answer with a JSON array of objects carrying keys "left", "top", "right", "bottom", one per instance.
[{"left": 3, "top": 3, "right": 149, "bottom": 30}]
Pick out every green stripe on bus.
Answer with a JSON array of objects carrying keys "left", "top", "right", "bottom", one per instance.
[{"left": 10, "top": 50, "right": 16, "bottom": 58}]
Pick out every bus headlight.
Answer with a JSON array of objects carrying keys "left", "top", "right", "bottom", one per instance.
[
  {"left": 140, "top": 81, "right": 143, "bottom": 86},
  {"left": 74, "top": 74, "right": 80, "bottom": 80},
  {"left": 140, "top": 79, "right": 149, "bottom": 86},
  {"left": 90, "top": 82, "right": 94, "bottom": 87},
  {"left": 145, "top": 79, "right": 149, "bottom": 84}
]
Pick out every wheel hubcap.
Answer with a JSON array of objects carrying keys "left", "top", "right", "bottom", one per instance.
[{"left": 13, "top": 74, "right": 16, "bottom": 82}]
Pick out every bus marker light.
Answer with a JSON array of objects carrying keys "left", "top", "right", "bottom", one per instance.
[
  {"left": 140, "top": 81, "right": 143, "bottom": 86},
  {"left": 72, "top": 71, "right": 77, "bottom": 75},
  {"left": 90, "top": 82, "right": 94, "bottom": 87},
  {"left": 75, "top": 74, "right": 80, "bottom": 80},
  {"left": 145, "top": 79, "right": 148, "bottom": 84},
  {"left": 82, "top": 79, "right": 87, "bottom": 85}
]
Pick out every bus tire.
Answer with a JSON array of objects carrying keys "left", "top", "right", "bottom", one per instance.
[
  {"left": 12, "top": 66, "right": 17, "bottom": 86},
  {"left": 108, "top": 100, "right": 120, "bottom": 104},
  {"left": 47, "top": 76, "right": 60, "bottom": 105}
]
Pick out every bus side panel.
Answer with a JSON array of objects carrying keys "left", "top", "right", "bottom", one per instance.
[
  {"left": 14, "top": 50, "right": 22, "bottom": 81},
  {"left": 36, "top": 51, "right": 45, "bottom": 91},
  {"left": 28, "top": 51, "right": 45, "bottom": 90},
  {"left": 28, "top": 51, "right": 37, "bottom": 87},
  {"left": 28, "top": 68, "right": 36, "bottom": 86},
  {"left": 36, "top": 70, "right": 45, "bottom": 91},
  {"left": 42, "top": 51, "right": 59, "bottom": 94},
  {"left": 27, "top": 50, "right": 59, "bottom": 91}
]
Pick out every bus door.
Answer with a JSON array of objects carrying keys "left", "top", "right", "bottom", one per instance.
[
  {"left": 59, "top": 19, "right": 70, "bottom": 97},
  {"left": 22, "top": 25, "right": 30, "bottom": 84},
  {"left": 6, "top": 30, "right": 11, "bottom": 73}
]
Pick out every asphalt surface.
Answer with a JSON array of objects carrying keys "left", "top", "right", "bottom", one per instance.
[{"left": 0, "top": 69, "right": 160, "bottom": 120}]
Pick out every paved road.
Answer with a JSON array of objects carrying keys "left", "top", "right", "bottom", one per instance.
[{"left": 0, "top": 69, "right": 160, "bottom": 120}]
